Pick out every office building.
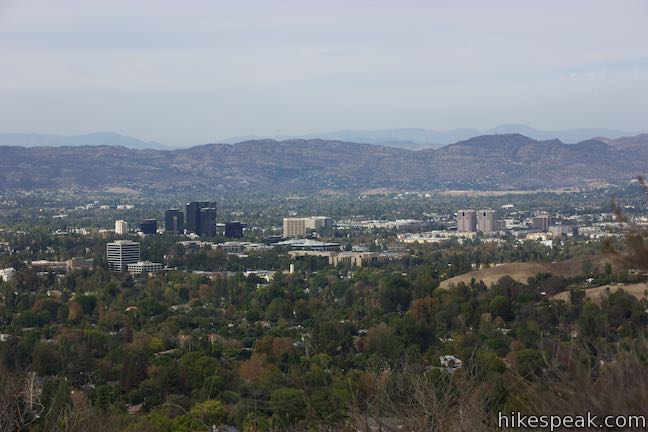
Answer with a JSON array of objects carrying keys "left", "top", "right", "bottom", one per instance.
[
  {"left": 477, "top": 209, "right": 497, "bottom": 233},
  {"left": 164, "top": 209, "right": 184, "bottom": 233},
  {"left": 127, "top": 261, "right": 163, "bottom": 275},
  {"left": 532, "top": 214, "right": 554, "bottom": 232},
  {"left": 140, "top": 219, "right": 157, "bottom": 235},
  {"left": 107, "top": 240, "right": 140, "bottom": 271},
  {"left": 305, "top": 216, "right": 333, "bottom": 230},
  {"left": 283, "top": 216, "right": 333, "bottom": 238},
  {"left": 199, "top": 207, "right": 218, "bottom": 237},
  {"left": 283, "top": 218, "right": 307, "bottom": 238},
  {"left": 115, "top": 220, "right": 128, "bottom": 236},
  {"left": 225, "top": 221, "right": 244, "bottom": 238},
  {"left": 456, "top": 210, "right": 477, "bottom": 232},
  {"left": 185, "top": 201, "right": 218, "bottom": 235}
]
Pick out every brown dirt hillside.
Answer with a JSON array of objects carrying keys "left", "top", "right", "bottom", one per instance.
[{"left": 439, "top": 255, "right": 616, "bottom": 289}]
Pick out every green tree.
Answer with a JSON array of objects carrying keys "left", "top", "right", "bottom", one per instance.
[
  {"left": 270, "top": 388, "right": 307, "bottom": 425},
  {"left": 379, "top": 274, "right": 412, "bottom": 312},
  {"left": 515, "top": 348, "right": 544, "bottom": 378},
  {"left": 489, "top": 295, "right": 513, "bottom": 321}
]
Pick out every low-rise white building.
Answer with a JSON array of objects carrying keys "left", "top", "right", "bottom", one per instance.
[
  {"left": 243, "top": 270, "right": 276, "bottom": 282},
  {"left": 0, "top": 267, "right": 15, "bottom": 282},
  {"left": 274, "top": 238, "right": 340, "bottom": 251},
  {"left": 288, "top": 250, "right": 406, "bottom": 267},
  {"left": 398, "top": 230, "right": 477, "bottom": 244},
  {"left": 127, "top": 261, "right": 163, "bottom": 275},
  {"left": 213, "top": 242, "right": 271, "bottom": 254}
]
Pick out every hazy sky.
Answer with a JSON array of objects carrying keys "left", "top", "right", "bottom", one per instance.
[{"left": 0, "top": 0, "right": 646, "bottom": 146}]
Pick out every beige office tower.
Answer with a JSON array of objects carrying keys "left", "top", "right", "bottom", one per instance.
[
  {"left": 283, "top": 218, "right": 308, "bottom": 238},
  {"left": 456, "top": 210, "right": 477, "bottom": 232},
  {"left": 283, "top": 216, "right": 333, "bottom": 238},
  {"left": 477, "top": 209, "right": 497, "bottom": 233},
  {"left": 115, "top": 220, "right": 128, "bottom": 235}
]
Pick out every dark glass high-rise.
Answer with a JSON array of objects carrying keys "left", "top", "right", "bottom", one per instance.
[
  {"left": 164, "top": 209, "right": 184, "bottom": 233},
  {"left": 185, "top": 201, "right": 217, "bottom": 235}
]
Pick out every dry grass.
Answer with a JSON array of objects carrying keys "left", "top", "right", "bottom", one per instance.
[
  {"left": 553, "top": 282, "right": 648, "bottom": 303},
  {"left": 440, "top": 255, "right": 615, "bottom": 289}
]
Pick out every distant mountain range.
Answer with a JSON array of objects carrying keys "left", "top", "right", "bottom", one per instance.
[
  {"left": 0, "top": 132, "right": 167, "bottom": 150},
  {"left": 0, "top": 125, "right": 639, "bottom": 151},
  {"left": 1, "top": 133, "right": 646, "bottom": 193},
  {"left": 224, "top": 124, "right": 638, "bottom": 150}
]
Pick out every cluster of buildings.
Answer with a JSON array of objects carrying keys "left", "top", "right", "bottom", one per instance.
[
  {"left": 1, "top": 259, "right": 94, "bottom": 281},
  {"left": 182, "top": 201, "right": 218, "bottom": 236},
  {"left": 98, "top": 205, "right": 589, "bottom": 276},
  {"left": 105, "top": 208, "right": 336, "bottom": 275},
  {"left": 336, "top": 219, "right": 428, "bottom": 230},
  {"left": 106, "top": 240, "right": 161, "bottom": 274},
  {"left": 178, "top": 240, "right": 272, "bottom": 256},
  {"left": 398, "top": 230, "right": 476, "bottom": 244},
  {"left": 74, "top": 202, "right": 134, "bottom": 211},
  {"left": 113, "top": 200, "right": 245, "bottom": 239},
  {"left": 455, "top": 210, "right": 574, "bottom": 236},
  {"left": 128, "top": 201, "right": 219, "bottom": 236},
  {"left": 390, "top": 209, "right": 583, "bottom": 245}
]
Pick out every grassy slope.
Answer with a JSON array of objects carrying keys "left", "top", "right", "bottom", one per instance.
[
  {"left": 553, "top": 282, "right": 648, "bottom": 302},
  {"left": 439, "top": 255, "right": 615, "bottom": 289}
]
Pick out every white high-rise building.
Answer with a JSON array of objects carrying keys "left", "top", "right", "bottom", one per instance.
[
  {"left": 115, "top": 220, "right": 129, "bottom": 236},
  {"left": 107, "top": 240, "right": 140, "bottom": 271},
  {"left": 477, "top": 210, "right": 497, "bottom": 233}
]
